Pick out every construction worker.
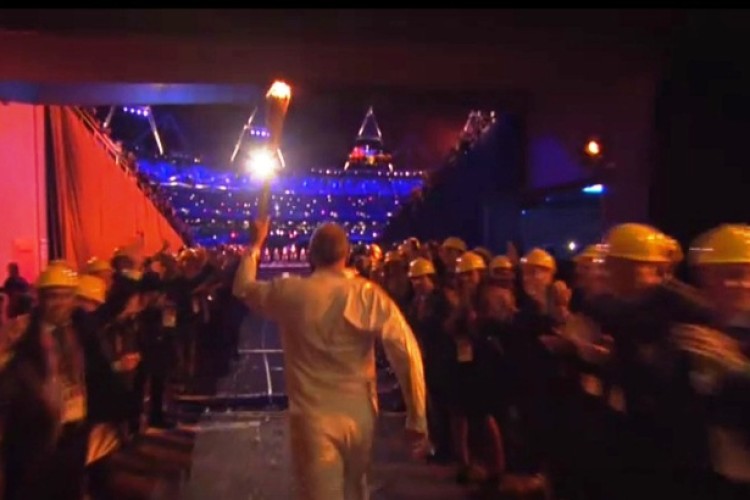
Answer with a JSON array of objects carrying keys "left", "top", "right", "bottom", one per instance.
[
  {"left": 518, "top": 248, "right": 561, "bottom": 316},
  {"left": 76, "top": 274, "right": 108, "bottom": 313},
  {"left": 399, "top": 237, "right": 421, "bottom": 262},
  {"left": 406, "top": 257, "right": 441, "bottom": 347},
  {"left": 441, "top": 237, "right": 467, "bottom": 264},
  {"left": 406, "top": 257, "right": 453, "bottom": 462},
  {"left": 682, "top": 224, "right": 750, "bottom": 497},
  {"left": 438, "top": 237, "right": 468, "bottom": 288},
  {"left": 580, "top": 223, "right": 714, "bottom": 499},
  {"left": 74, "top": 273, "right": 139, "bottom": 497},
  {"left": 445, "top": 251, "right": 505, "bottom": 485},
  {"left": 133, "top": 271, "right": 174, "bottom": 429},
  {"left": 233, "top": 219, "right": 427, "bottom": 500},
  {"left": 571, "top": 244, "right": 608, "bottom": 302},
  {"left": 85, "top": 257, "right": 115, "bottom": 291},
  {"left": 381, "top": 250, "right": 411, "bottom": 311},
  {"left": 167, "top": 247, "right": 213, "bottom": 383},
  {"left": 454, "top": 251, "right": 487, "bottom": 297},
  {"left": 0, "top": 263, "right": 133, "bottom": 500},
  {"left": 514, "top": 247, "right": 573, "bottom": 495},
  {"left": 488, "top": 255, "right": 515, "bottom": 290},
  {"left": 559, "top": 244, "right": 614, "bottom": 498},
  {"left": 517, "top": 246, "right": 572, "bottom": 365}
]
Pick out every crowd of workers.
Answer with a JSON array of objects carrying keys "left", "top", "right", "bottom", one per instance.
[
  {"left": 0, "top": 243, "right": 247, "bottom": 499},
  {"left": 353, "top": 223, "right": 750, "bottom": 499},
  {"left": 0, "top": 219, "right": 749, "bottom": 499}
]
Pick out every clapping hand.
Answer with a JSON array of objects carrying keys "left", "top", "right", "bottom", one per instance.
[
  {"left": 548, "top": 280, "right": 572, "bottom": 323},
  {"left": 119, "top": 353, "right": 142, "bottom": 372},
  {"left": 673, "top": 324, "right": 749, "bottom": 372}
]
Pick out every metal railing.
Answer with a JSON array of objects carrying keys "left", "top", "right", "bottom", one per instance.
[
  {"left": 72, "top": 107, "right": 133, "bottom": 171},
  {"left": 69, "top": 107, "right": 192, "bottom": 244}
]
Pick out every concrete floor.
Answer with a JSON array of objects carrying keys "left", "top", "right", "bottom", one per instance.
[{"left": 108, "top": 411, "right": 478, "bottom": 499}]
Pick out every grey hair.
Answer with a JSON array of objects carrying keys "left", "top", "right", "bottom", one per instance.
[{"left": 308, "top": 223, "right": 350, "bottom": 267}]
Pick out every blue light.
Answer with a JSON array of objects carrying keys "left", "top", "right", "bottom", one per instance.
[
  {"left": 582, "top": 184, "right": 604, "bottom": 194},
  {"left": 122, "top": 106, "right": 150, "bottom": 118},
  {"left": 249, "top": 126, "right": 270, "bottom": 138},
  {"left": 135, "top": 158, "right": 423, "bottom": 247}
]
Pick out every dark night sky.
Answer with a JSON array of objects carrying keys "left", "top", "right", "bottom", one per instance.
[{"left": 134, "top": 87, "right": 511, "bottom": 172}]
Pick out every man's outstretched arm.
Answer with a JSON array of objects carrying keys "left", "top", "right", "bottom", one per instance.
[{"left": 367, "top": 285, "right": 427, "bottom": 435}]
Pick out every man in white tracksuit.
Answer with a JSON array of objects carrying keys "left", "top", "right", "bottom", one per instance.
[{"left": 233, "top": 218, "right": 428, "bottom": 500}]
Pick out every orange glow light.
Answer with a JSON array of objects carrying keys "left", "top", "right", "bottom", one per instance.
[{"left": 585, "top": 139, "right": 602, "bottom": 157}]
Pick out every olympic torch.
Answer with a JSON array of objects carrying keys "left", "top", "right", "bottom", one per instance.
[{"left": 252, "top": 80, "right": 291, "bottom": 219}]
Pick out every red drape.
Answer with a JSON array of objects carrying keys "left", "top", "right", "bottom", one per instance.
[
  {"left": 0, "top": 103, "right": 47, "bottom": 282},
  {"left": 49, "top": 106, "right": 184, "bottom": 270}
]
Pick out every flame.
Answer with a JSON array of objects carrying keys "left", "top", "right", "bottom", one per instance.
[
  {"left": 264, "top": 80, "right": 292, "bottom": 150},
  {"left": 266, "top": 80, "right": 292, "bottom": 100}
]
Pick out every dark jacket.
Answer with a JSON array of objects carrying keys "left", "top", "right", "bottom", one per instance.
[
  {"left": 580, "top": 278, "right": 715, "bottom": 471},
  {"left": 0, "top": 307, "right": 135, "bottom": 499}
]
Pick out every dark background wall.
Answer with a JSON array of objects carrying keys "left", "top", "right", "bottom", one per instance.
[
  {"left": 650, "top": 11, "right": 750, "bottom": 247},
  {"left": 383, "top": 114, "right": 524, "bottom": 251}
]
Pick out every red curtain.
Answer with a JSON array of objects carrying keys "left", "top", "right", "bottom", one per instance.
[
  {"left": 48, "top": 106, "right": 184, "bottom": 270},
  {"left": 0, "top": 103, "right": 47, "bottom": 282}
]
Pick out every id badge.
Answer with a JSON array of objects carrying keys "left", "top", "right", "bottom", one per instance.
[
  {"left": 457, "top": 339, "right": 474, "bottom": 363},
  {"left": 62, "top": 387, "right": 86, "bottom": 423},
  {"left": 580, "top": 374, "right": 603, "bottom": 397},
  {"left": 162, "top": 308, "right": 177, "bottom": 328},
  {"left": 608, "top": 385, "right": 626, "bottom": 413}
]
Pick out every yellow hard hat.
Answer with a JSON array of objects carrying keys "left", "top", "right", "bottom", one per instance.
[
  {"left": 473, "top": 246, "right": 493, "bottom": 264},
  {"left": 456, "top": 251, "right": 487, "bottom": 274},
  {"left": 574, "top": 244, "right": 606, "bottom": 263},
  {"left": 442, "top": 237, "right": 467, "bottom": 253},
  {"left": 384, "top": 251, "right": 403, "bottom": 264},
  {"left": 122, "top": 269, "right": 143, "bottom": 281},
  {"left": 85, "top": 257, "right": 112, "bottom": 274},
  {"left": 403, "top": 237, "right": 421, "bottom": 249},
  {"left": 76, "top": 274, "right": 106, "bottom": 304},
  {"left": 408, "top": 258, "right": 436, "bottom": 278},
  {"left": 521, "top": 248, "right": 556, "bottom": 270},
  {"left": 688, "top": 224, "right": 750, "bottom": 266},
  {"left": 603, "top": 223, "right": 674, "bottom": 263},
  {"left": 369, "top": 243, "right": 383, "bottom": 260},
  {"left": 37, "top": 264, "right": 79, "bottom": 289},
  {"left": 178, "top": 248, "right": 199, "bottom": 262},
  {"left": 489, "top": 255, "right": 513, "bottom": 271},
  {"left": 112, "top": 246, "right": 134, "bottom": 260}
]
